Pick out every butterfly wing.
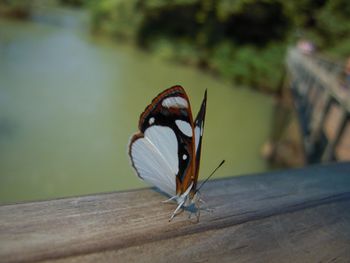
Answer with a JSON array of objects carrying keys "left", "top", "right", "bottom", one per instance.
[
  {"left": 129, "top": 126, "right": 179, "bottom": 196},
  {"left": 193, "top": 89, "right": 207, "bottom": 191},
  {"left": 128, "top": 86, "right": 196, "bottom": 197}
]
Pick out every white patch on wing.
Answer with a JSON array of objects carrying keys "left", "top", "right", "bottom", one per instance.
[
  {"left": 162, "top": 96, "right": 188, "bottom": 109},
  {"left": 195, "top": 126, "right": 201, "bottom": 152},
  {"left": 149, "top": 117, "right": 155, "bottom": 125},
  {"left": 175, "top": 120, "right": 192, "bottom": 137},
  {"left": 130, "top": 126, "right": 178, "bottom": 196}
]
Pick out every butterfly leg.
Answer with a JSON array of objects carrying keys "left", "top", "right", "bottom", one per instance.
[
  {"left": 199, "top": 198, "right": 214, "bottom": 213},
  {"left": 195, "top": 207, "right": 200, "bottom": 222},
  {"left": 162, "top": 196, "right": 177, "bottom": 203},
  {"left": 169, "top": 201, "right": 185, "bottom": 222},
  {"left": 188, "top": 208, "right": 201, "bottom": 223},
  {"left": 187, "top": 196, "right": 214, "bottom": 222}
]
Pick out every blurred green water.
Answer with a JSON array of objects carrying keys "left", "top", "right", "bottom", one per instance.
[{"left": 0, "top": 13, "right": 275, "bottom": 204}]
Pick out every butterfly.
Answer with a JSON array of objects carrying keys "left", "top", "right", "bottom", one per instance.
[{"left": 128, "top": 85, "right": 207, "bottom": 221}]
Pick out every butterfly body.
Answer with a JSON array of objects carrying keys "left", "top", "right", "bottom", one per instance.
[{"left": 128, "top": 85, "right": 207, "bottom": 220}]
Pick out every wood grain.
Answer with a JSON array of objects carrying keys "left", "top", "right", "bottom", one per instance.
[{"left": 0, "top": 162, "right": 350, "bottom": 263}]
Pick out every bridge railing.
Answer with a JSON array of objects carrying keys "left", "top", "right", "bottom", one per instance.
[
  {"left": 306, "top": 52, "right": 345, "bottom": 78},
  {"left": 286, "top": 48, "right": 350, "bottom": 163}
]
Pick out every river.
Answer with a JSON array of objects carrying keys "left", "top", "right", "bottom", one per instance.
[{"left": 0, "top": 7, "right": 275, "bottom": 203}]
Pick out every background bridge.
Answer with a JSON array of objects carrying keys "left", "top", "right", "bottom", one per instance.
[{"left": 283, "top": 48, "right": 350, "bottom": 164}]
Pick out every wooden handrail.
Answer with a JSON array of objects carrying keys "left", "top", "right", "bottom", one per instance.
[{"left": 0, "top": 162, "right": 350, "bottom": 262}]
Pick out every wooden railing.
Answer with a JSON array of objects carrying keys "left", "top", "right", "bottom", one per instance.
[
  {"left": 0, "top": 162, "right": 350, "bottom": 262},
  {"left": 286, "top": 48, "right": 350, "bottom": 163}
]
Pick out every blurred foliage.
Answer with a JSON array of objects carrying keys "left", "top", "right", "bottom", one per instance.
[
  {"left": 88, "top": 0, "right": 294, "bottom": 92},
  {"left": 59, "top": 0, "right": 86, "bottom": 7},
  {"left": 316, "top": 0, "right": 350, "bottom": 58},
  {"left": 0, "top": 0, "right": 31, "bottom": 18},
  {"left": 2, "top": 0, "right": 350, "bottom": 92},
  {"left": 87, "top": 0, "right": 348, "bottom": 92},
  {"left": 89, "top": 0, "right": 142, "bottom": 39}
]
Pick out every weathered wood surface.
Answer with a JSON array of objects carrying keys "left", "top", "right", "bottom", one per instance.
[{"left": 0, "top": 162, "right": 350, "bottom": 263}]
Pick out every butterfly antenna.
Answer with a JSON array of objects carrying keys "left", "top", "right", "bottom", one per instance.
[{"left": 196, "top": 160, "right": 225, "bottom": 192}]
